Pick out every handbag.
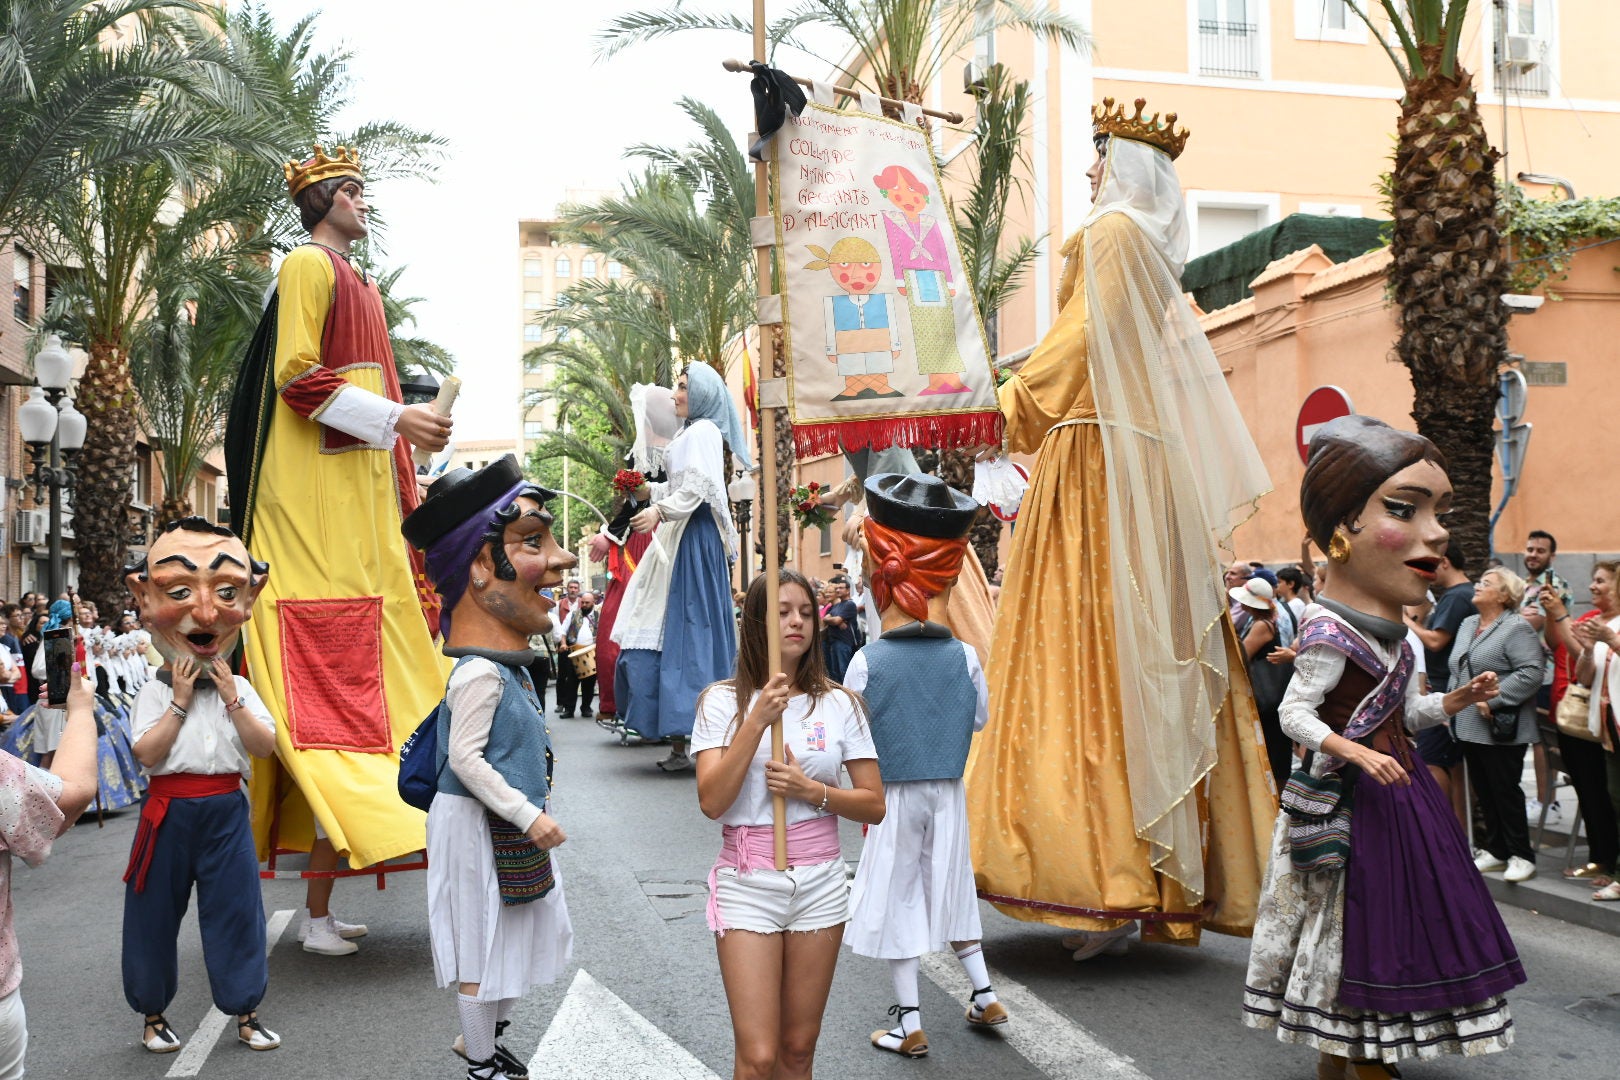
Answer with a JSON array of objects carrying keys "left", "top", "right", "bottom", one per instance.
[
  {"left": 1556, "top": 683, "right": 1598, "bottom": 742},
  {"left": 1555, "top": 645, "right": 1600, "bottom": 742},
  {"left": 1280, "top": 767, "right": 1352, "bottom": 873},
  {"left": 397, "top": 700, "right": 447, "bottom": 812}
]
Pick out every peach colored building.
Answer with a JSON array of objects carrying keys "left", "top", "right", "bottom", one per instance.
[
  {"left": 1204, "top": 239, "right": 1620, "bottom": 568},
  {"left": 517, "top": 198, "right": 623, "bottom": 458},
  {"left": 977, "top": 0, "right": 1620, "bottom": 373}
]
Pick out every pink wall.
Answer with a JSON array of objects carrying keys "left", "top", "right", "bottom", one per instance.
[{"left": 1204, "top": 241, "right": 1620, "bottom": 561}]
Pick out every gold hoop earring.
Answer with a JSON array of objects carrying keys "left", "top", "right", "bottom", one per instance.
[{"left": 1328, "top": 530, "right": 1352, "bottom": 564}]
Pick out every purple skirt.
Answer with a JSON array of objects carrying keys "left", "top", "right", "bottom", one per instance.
[{"left": 1340, "top": 752, "right": 1525, "bottom": 1012}]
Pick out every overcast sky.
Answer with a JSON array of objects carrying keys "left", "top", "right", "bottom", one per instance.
[{"left": 259, "top": 0, "right": 804, "bottom": 442}]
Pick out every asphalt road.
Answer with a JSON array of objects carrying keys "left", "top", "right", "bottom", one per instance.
[{"left": 13, "top": 708, "right": 1620, "bottom": 1079}]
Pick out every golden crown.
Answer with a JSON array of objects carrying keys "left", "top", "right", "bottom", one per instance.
[
  {"left": 1091, "top": 97, "right": 1189, "bottom": 161},
  {"left": 283, "top": 144, "right": 363, "bottom": 199}
]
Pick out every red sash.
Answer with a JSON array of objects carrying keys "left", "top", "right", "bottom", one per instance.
[{"left": 123, "top": 773, "right": 242, "bottom": 893}]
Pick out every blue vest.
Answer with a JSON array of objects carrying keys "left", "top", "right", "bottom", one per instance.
[
  {"left": 435, "top": 656, "right": 552, "bottom": 812},
  {"left": 860, "top": 635, "right": 975, "bottom": 783},
  {"left": 830, "top": 293, "right": 892, "bottom": 332}
]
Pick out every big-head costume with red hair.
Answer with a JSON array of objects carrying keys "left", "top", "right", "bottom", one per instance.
[{"left": 861, "top": 474, "right": 977, "bottom": 622}]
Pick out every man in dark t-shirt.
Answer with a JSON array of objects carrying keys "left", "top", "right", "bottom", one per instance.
[
  {"left": 1403, "top": 542, "right": 1475, "bottom": 822},
  {"left": 1407, "top": 543, "right": 1476, "bottom": 692}
]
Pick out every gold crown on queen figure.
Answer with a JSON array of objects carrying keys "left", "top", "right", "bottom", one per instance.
[
  {"left": 1091, "top": 97, "right": 1189, "bottom": 160},
  {"left": 283, "top": 144, "right": 363, "bottom": 199}
]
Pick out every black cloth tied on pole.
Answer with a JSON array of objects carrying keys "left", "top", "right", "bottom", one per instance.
[{"left": 748, "top": 60, "right": 806, "bottom": 162}]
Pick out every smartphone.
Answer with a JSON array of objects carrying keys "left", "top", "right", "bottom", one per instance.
[{"left": 43, "top": 627, "right": 74, "bottom": 706}]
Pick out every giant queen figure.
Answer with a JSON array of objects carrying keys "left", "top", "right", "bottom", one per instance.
[{"left": 965, "top": 99, "right": 1278, "bottom": 953}]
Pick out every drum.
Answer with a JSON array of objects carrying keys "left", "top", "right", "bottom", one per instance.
[{"left": 569, "top": 644, "right": 597, "bottom": 679}]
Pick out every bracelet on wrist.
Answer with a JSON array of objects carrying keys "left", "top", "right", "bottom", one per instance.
[
  {"left": 817, "top": 782, "right": 830, "bottom": 812},
  {"left": 169, "top": 703, "right": 188, "bottom": 720},
  {"left": 225, "top": 699, "right": 244, "bottom": 713}
]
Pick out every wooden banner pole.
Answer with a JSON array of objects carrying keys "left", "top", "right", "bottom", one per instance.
[{"left": 747, "top": 0, "right": 788, "bottom": 872}]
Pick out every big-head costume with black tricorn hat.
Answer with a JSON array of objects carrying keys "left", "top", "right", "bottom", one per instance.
[{"left": 227, "top": 145, "right": 449, "bottom": 869}]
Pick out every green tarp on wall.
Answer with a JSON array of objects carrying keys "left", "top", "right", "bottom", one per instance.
[{"left": 1181, "top": 213, "right": 1389, "bottom": 314}]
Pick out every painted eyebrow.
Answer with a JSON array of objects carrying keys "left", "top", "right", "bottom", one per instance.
[
  {"left": 1390, "top": 485, "right": 1434, "bottom": 498},
  {"left": 209, "top": 552, "right": 248, "bottom": 571},
  {"left": 520, "top": 509, "right": 554, "bottom": 525},
  {"left": 154, "top": 555, "right": 198, "bottom": 570}
]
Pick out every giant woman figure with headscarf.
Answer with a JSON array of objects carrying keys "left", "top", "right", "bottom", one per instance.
[
  {"left": 612, "top": 363, "right": 750, "bottom": 771},
  {"left": 965, "top": 99, "right": 1277, "bottom": 951}
]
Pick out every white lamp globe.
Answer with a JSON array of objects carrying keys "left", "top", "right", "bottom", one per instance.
[
  {"left": 56, "top": 398, "right": 87, "bottom": 453},
  {"left": 33, "top": 335, "right": 73, "bottom": 392},
  {"left": 16, "top": 387, "right": 58, "bottom": 446}
]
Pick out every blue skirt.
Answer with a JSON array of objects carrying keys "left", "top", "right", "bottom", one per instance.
[
  {"left": 616, "top": 510, "right": 736, "bottom": 741},
  {"left": 3, "top": 698, "right": 147, "bottom": 811}
]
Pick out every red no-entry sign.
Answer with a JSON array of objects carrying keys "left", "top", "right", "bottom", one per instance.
[{"left": 1296, "top": 386, "right": 1355, "bottom": 464}]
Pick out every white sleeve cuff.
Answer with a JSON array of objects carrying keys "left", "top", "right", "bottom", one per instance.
[
  {"left": 318, "top": 385, "right": 403, "bottom": 448},
  {"left": 512, "top": 802, "right": 543, "bottom": 833}
]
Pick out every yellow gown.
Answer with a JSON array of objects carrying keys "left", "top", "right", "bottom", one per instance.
[
  {"left": 243, "top": 246, "right": 448, "bottom": 868},
  {"left": 964, "top": 217, "right": 1276, "bottom": 942}
]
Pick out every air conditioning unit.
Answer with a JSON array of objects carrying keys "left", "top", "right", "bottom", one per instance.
[
  {"left": 1504, "top": 33, "right": 1545, "bottom": 69},
  {"left": 11, "top": 510, "right": 44, "bottom": 547}
]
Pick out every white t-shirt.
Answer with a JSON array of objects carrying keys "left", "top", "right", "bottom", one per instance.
[
  {"left": 132, "top": 676, "right": 274, "bottom": 778},
  {"left": 690, "top": 684, "right": 877, "bottom": 828}
]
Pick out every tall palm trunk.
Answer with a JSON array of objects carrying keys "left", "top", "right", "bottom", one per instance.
[
  {"left": 74, "top": 342, "right": 139, "bottom": 612},
  {"left": 1390, "top": 52, "right": 1505, "bottom": 567}
]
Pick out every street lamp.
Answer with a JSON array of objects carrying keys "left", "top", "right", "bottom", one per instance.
[
  {"left": 728, "top": 468, "right": 758, "bottom": 590},
  {"left": 17, "top": 335, "right": 85, "bottom": 600}
]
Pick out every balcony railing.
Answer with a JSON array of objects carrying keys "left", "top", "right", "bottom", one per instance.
[
  {"left": 1500, "top": 62, "right": 1550, "bottom": 96},
  {"left": 1198, "top": 20, "right": 1261, "bottom": 79}
]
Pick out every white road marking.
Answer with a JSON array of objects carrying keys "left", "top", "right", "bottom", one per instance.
[
  {"left": 920, "top": 952, "right": 1154, "bottom": 1079},
  {"left": 531, "top": 968, "right": 720, "bottom": 1079},
  {"left": 166, "top": 908, "right": 295, "bottom": 1077}
]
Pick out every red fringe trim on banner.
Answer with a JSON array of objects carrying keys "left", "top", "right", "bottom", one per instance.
[{"left": 791, "top": 411, "right": 1004, "bottom": 460}]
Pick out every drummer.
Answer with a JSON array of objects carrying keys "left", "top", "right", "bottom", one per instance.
[{"left": 554, "top": 590, "right": 598, "bottom": 719}]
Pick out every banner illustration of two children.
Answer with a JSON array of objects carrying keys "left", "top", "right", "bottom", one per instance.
[{"left": 772, "top": 101, "right": 1001, "bottom": 457}]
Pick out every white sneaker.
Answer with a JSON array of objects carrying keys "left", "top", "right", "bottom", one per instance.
[
  {"left": 1526, "top": 798, "right": 1545, "bottom": 819},
  {"left": 302, "top": 914, "right": 360, "bottom": 955},
  {"left": 1473, "top": 850, "right": 1507, "bottom": 873},
  {"left": 297, "top": 907, "right": 367, "bottom": 942},
  {"left": 1063, "top": 923, "right": 1134, "bottom": 961},
  {"left": 1504, "top": 856, "right": 1538, "bottom": 883}
]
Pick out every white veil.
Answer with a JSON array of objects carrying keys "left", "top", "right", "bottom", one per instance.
[
  {"left": 1081, "top": 135, "right": 1272, "bottom": 898},
  {"left": 629, "top": 383, "right": 679, "bottom": 474}
]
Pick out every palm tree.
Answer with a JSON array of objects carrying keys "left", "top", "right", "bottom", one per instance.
[
  {"left": 1346, "top": 0, "right": 1503, "bottom": 565},
  {"left": 0, "top": 0, "right": 246, "bottom": 245},
  {"left": 128, "top": 237, "right": 273, "bottom": 527},
  {"left": 953, "top": 63, "right": 1037, "bottom": 356},
  {"left": 34, "top": 3, "right": 444, "bottom": 613},
  {"left": 597, "top": 1, "right": 1087, "bottom": 106},
  {"left": 940, "top": 62, "right": 1038, "bottom": 572}
]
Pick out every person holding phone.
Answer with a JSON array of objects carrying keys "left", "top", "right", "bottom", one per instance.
[
  {"left": 24, "top": 600, "right": 79, "bottom": 771},
  {"left": 0, "top": 658, "right": 99, "bottom": 1078}
]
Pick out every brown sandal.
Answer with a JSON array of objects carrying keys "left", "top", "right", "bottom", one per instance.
[{"left": 870, "top": 1006, "right": 929, "bottom": 1057}]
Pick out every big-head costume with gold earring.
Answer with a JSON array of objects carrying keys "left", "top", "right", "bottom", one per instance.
[
  {"left": 224, "top": 146, "right": 448, "bottom": 868},
  {"left": 964, "top": 99, "right": 1277, "bottom": 942}
]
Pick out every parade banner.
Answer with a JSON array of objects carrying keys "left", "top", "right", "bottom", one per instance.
[{"left": 772, "top": 101, "right": 1002, "bottom": 457}]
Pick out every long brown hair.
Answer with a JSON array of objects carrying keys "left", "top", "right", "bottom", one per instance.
[{"left": 701, "top": 569, "right": 844, "bottom": 743}]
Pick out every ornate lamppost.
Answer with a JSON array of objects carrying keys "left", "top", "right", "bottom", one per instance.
[
  {"left": 16, "top": 335, "right": 87, "bottom": 599},
  {"left": 728, "top": 468, "right": 758, "bottom": 591}
]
